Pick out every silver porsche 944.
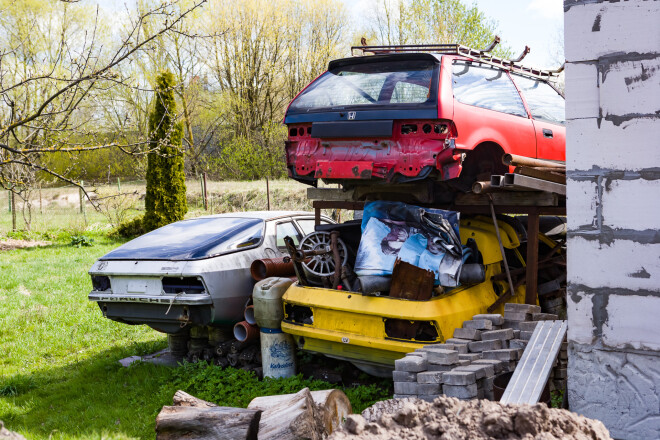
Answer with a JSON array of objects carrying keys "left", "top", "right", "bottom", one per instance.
[{"left": 88, "top": 211, "right": 332, "bottom": 334}]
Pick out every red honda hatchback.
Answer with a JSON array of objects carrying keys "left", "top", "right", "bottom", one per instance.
[{"left": 284, "top": 45, "right": 565, "bottom": 202}]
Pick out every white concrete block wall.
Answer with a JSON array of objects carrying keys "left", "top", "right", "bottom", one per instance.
[{"left": 565, "top": 0, "right": 660, "bottom": 438}]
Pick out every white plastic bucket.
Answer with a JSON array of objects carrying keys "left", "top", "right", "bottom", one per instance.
[{"left": 260, "top": 329, "right": 296, "bottom": 378}]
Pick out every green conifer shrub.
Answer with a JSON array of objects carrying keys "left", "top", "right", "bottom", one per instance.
[{"left": 143, "top": 71, "right": 188, "bottom": 232}]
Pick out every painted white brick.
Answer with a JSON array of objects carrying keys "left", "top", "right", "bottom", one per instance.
[
  {"left": 603, "top": 295, "right": 660, "bottom": 351},
  {"left": 566, "top": 291, "right": 595, "bottom": 345},
  {"left": 565, "top": 63, "right": 600, "bottom": 120},
  {"left": 602, "top": 179, "right": 660, "bottom": 230},
  {"left": 565, "top": 1, "right": 660, "bottom": 62},
  {"left": 566, "top": 178, "right": 599, "bottom": 230},
  {"left": 566, "top": 118, "right": 660, "bottom": 171},
  {"left": 567, "top": 236, "right": 660, "bottom": 292},
  {"left": 599, "top": 56, "right": 660, "bottom": 117}
]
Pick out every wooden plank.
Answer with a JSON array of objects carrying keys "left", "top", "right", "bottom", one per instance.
[
  {"left": 515, "top": 166, "right": 566, "bottom": 184},
  {"left": 525, "top": 212, "right": 540, "bottom": 305},
  {"left": 454, "top": 191, "right": 558, "bottom": 206},
  {"left": 307, "top": 187, "right": 355, "bottom": 201}
]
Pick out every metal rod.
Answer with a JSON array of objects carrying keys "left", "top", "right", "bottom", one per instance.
[
  {"left": 79, "top": 180, "right": 85, "bottom": 214},
  {"left": 503, "top": 153, "right": 564, "bottom": 169},
  {"left": 488, "top": 195, "right": 516, "bottom": 303},
  {"left": 525, "top": 212, "right": 540, "bottom": 305},
  {"left": 266, "top": 177, "right": 270, "bottom": 211}
]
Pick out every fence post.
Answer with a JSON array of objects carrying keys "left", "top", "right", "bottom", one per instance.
[
  {"left": 266, "top": 177, "right": 270, "bottom": 211},
  {"left": 202, "top": 172, "right": 208, "bottom": 211},
  {"left": 117, "top": 177, "right": 121, "bottom": 193},
  {"left": 79, "top": 180, "right": 85, "bottom": 214},
  {"left": 11, "top": 191, "right": 16, "bottom": 231}
]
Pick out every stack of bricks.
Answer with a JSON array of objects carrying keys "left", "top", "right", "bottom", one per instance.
[{"left": 392, "top": 303, "right": 566, "bottom": 401}]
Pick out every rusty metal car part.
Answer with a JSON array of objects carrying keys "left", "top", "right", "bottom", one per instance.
[
  {"left": 250, "top": 257, "right": 295, "bottom": 281},
  {"left": 389, "top": 259, "right": 434, "bottom": 301},
  {"left": 296, "top": 231, "right": 348, "bottom": 285},
  {"left": 284, "top": 235, "right": 309, "bottom": 286}
]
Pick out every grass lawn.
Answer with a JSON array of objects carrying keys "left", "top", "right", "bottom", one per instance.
[{"left": 0, "top": 233, "right": 173, "bottom": 439}]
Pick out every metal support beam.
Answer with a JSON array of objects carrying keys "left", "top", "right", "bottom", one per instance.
[{"left": 526, "top": 212, "right": 540, "bottom": 305}]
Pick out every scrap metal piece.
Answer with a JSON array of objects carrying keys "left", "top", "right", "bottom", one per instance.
[
  {"left": 283, "top": 236, "right": 308, "bottom": 286},
  {"left": 502, "top": 173, "right": 566, "bottom": 196},
  {"left": 500, "top": 320, "right": 568, "bottom": 405},
  {"left": 390, "top": 259, "right": 434, "bottom": 301}
]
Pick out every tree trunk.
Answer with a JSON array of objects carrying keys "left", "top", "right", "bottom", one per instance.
[
  {"left": 155, "top": 391, "right": 261, "bottom": 440},
  {"left": 249, "top": 389, "right": 351, "bottom": 437}
]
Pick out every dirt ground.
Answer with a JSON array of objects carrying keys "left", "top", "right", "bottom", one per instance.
[
  {"left": 330, "top": 397, "right": 612, "bottom": 440},
  {"left": 0, "top": 239, "right": 51, "bottom": 251}
]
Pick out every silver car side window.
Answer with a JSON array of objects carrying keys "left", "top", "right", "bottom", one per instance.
[{"left": 276, "top": 221, "right": 301, "bottom": 251}]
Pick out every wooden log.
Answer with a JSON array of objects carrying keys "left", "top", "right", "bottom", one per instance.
[
  {"left": 155, "top": 406, "right": 261, "bottom": 440},
  {"left": 156, "top": 391, "right": 261, "bottom": 440},
  {"left": 247, "top": 387, "right": 325, "bottom": 440},
  {"left": 249, "top": 389, "right": 351, "bottom": 436}
]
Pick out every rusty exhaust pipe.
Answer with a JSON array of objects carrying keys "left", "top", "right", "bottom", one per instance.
[
  {"left": 502, "top": 153, "right": 564, "bottom": 169},
  {"left": 250, "top": 257, "right": 295, "bottom": 281}
]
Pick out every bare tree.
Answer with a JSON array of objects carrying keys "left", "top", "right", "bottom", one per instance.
[{"left": 0, "top": 0, "right": 206, "bottom": 209}]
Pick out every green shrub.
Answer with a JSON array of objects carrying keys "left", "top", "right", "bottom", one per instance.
[
  {"left": 115, "top": 216, "right": 146, "bottom": 238},
  {"left": 164, "top": 362, "right": 391, "bottom": 413},
  {"left": 70, "top": 235, "right": 94, "bottom": 247}
]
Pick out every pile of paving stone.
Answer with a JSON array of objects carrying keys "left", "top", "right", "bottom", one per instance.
[{"left": 392, "top": 303, "right": 567, "bottom": 401}]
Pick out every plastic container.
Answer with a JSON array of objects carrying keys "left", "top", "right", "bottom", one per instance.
[
  {"left": 260, "top": 329, "right": 296, "bottom": 378},
  {"left": 252, "top": 277, "right": 294, "bottom": 329}
]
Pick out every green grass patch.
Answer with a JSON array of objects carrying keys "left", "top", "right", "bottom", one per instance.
[{"left": 0, "top": 205, "right": 389, "bottom": 439}]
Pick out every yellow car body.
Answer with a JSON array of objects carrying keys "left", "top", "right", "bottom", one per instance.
[{"left": 280, "top": 216, "right": 528, "bottom": 375}]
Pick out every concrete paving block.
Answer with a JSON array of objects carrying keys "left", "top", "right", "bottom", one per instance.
[
  {"left": 443, "top": 383, "right": 478, "bottom": 399},
  {"left": 458, "top": 359, "right": 470, "bottom": 366},
  {"left": 453, "top": 364, "right": 493, "bottom": 379},
  {"left": 519, "top": 321, "right": 539, "bottom": 332},
  {"left": 481, "top": 328, "right": 514, "bottom": 342},
  {"left": 394, "top": 381, "right": 419, "bottom": 394},
  {"left": 417, "top": 371, "right": 444, "bottom": 384},
  {"left": 532, "top": 313, "right": 558, "bottom": 321},
  {"left": 427, "top": 349, "right": 459, "bottom": 366},
  {"left": 420, "top": 343, "right": 466, "bottom": 354},
  {"left": 504, "top": 303, "right": 541, "bottom": 314},
  {"left": 467, "top": 339, "right": 502, "bottom": 353},
  {"left": 393, "top": 371, "right": 418, "bottom": 382},
  {"left": 453, "top": 327, "right": 482, "bottom": 341},
  {"left": 418, "top": 394, "right": 440, "bottom": 402},
  {"left": 395, "top": 355, "right": 427, "bottom": 372},
  {"left": 502, "top": 319, "right": 522, "bottom": 330},
  {"left": 463, "top": 319, "right": 493, "bottom": 330},
  {"left": 443, "top": 370, "right": 477, "bottom": 385},
  {"left": 482, "top": 349, "right": 520, "bottom": 361},
  {"left": 520, "top": 330, "right": 535, "bottom": 341},
  {"left": 427, "top": 363, "right": 455, "bottom": 372},
  {"left": 445, "top": 338, "right": 471, "bottom": 345},
  {"left": 509, "top": 339, "right": 528, "bottom": 350},
  {"left": 459, "top": 353, "right": 482, "bottom": 362},
  {"left": 473, "top": 359, "right": 504, "bottom": 374},
  {"left": 503, "top": 311, "right": 532, "bottom": 322},
  {"left": 472, "top": 314, "right": 504, "bottom": 325},
  {"left": 555, "top": 368, "right": 567, "bottom": 379},
  {"left": 417, "top": 383, "right": 442, "bottom": 394},
  {"left": 513, "top": 329, "right": 520, "bottom": 339}
]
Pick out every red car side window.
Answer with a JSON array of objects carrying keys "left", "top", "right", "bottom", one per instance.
[{"left": 452, "top": 61, "right": 527, "bottom": 118}]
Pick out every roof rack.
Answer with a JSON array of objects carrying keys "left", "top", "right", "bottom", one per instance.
[{"left": 351, "top": 36, "right": 564, "bottom": 81}]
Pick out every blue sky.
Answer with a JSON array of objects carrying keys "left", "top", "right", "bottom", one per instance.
[{"left": 341, "top": 0, "right": 565, "bottom": 69}]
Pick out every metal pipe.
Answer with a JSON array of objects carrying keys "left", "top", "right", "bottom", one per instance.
[
  {"left": 472, "top": 181, "right": 493, "bottom": 194},
  {"left": 250, "top": 257, "right": 295, "bottom": 281},
  {"left": 357, "top": 276, "right": 391, "bottom": 295},
  {"left": 488, "top": 195, "right": 516, "bottom": 302},
  {"left": 502, "top": 153, "right": 564, "bottom": 169},
  {"left": 330, "top": 231, "right": 341, "bottom": 289}
]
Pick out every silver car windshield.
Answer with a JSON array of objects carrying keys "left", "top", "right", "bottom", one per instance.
[{"left": 101, "top": 217, "right": 265, "bottom": 260}]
